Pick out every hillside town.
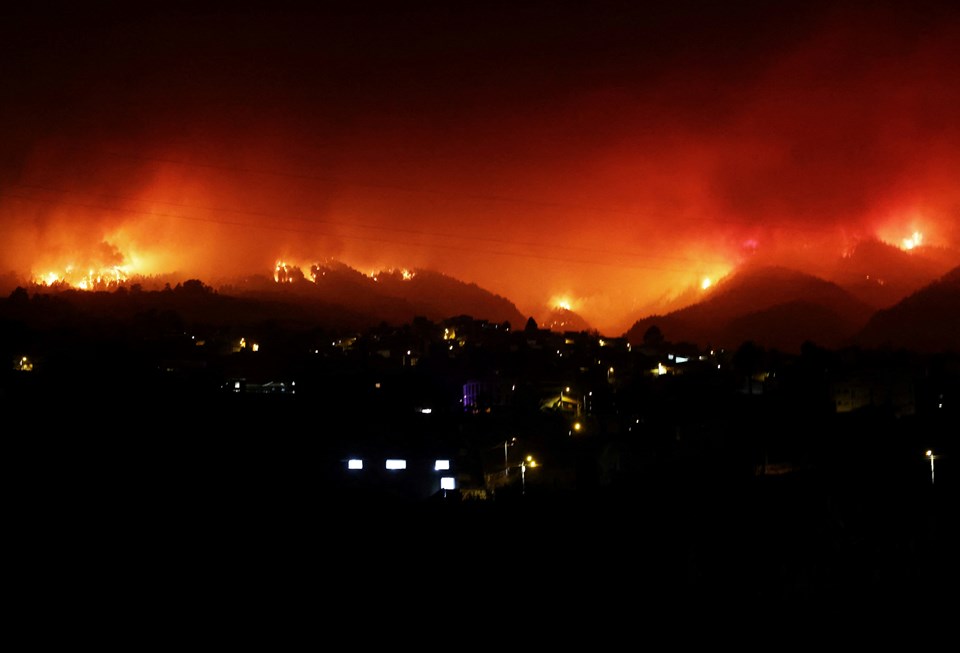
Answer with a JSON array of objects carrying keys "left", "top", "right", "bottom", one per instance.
[
  {"left": 4, "top": 283, "right": 953, "bottom": 497},
  {"left": 3, "top": 281, "right": 955, "bottom": 623}
]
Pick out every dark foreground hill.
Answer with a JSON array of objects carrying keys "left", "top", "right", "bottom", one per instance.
[
  {"left": 625, "top": 265, "right": 875, "bottom": 352},
  {"left": 827, "top": 238, "right": 958, "bottom": 309},
  {"left": 855, "top": 265, "right": 960, "bottom": 353},
  {"left": 2, "top": 262, "right": 528, "bottom": 337},
  {"left": 223, "top": 261, "right": 527, "bottom": 328}
]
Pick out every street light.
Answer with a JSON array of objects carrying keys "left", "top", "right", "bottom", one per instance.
[
  {"left": 520, "top": 455, "right": 538, "bottom": 495},
  {"left": 926, "top": 450, "right": 938, "bottom": 485},
  {"left": 503, "top": 437, "right": 516, "bottom": 475}
]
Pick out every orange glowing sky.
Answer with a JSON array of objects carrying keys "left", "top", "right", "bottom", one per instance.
[{"left": 2, "top": 1, "right": 960, "bottom": 334}]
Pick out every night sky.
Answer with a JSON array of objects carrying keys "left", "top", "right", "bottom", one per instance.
[{"left": 2, "top": 0, "right": 959, "bottom": 334}]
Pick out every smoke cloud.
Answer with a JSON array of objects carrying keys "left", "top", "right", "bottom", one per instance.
[{"left": 2, "top": 2, "right": 959, "bottom": 333}]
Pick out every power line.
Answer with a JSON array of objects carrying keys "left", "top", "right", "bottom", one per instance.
[
  {"left": 4, "top": 183, "right": 745, "bottom": 269},
  {"left": 10, "top": 182, "right": 731, "bottom": 265},
  {"left": 0, "top": 190, "right": 722, "bottom": 273},
  {"left": 60, "top": 146, "right": 843, "bottom": 235}
]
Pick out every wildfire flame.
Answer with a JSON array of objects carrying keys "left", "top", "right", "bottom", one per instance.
[
  {"left": 901, "top": 231, "right": 923, "bottom": 251},
  {"left": 273, "top": 259, "right": 418, "bottom": 285},
  {"left": 554, "top": 298, "right": 573, "bottom": 311},
  {"left": 274, "top": 260, "right": 301, "bottom": 283},
  {"left": 33, "top": 264, "right": 131, "bottom": 290}
]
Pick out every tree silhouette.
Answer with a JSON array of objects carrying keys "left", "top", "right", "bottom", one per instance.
[
  {"left": 177, "top": 279, "right": 212, "bottom": 295},
  {"left": 643, "top": 324, "right": 664, "bottom": 347},
  {"left": 8, "top": 286, "right": 29, "bottom": 307},
  {"left": 732, "top": 340, "right": 766, "bottom": 393}
]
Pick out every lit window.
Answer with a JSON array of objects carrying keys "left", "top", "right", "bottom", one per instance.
[
  {"left": 440, "top": 477, "right": 456, "bottom": 490},
  {"left": 434, "top": 460, "right": 450, "bottom": 471},
  {"left": 347, "top": 459, "right": 363, "bottom": 470},
  {"left": 385, "top": 459, "right": 406, "bottom": 470}
]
